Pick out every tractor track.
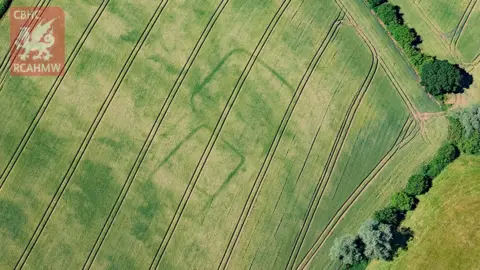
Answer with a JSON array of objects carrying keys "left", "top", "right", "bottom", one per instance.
[
  {"left": 296, "top": 117, "right": 419, "bottom": 269},
  {"left": 13, "top": 0, "right": 170, "bottom": 268},
  {"left": 81, "top": 0, "right": 230, "bottom": 268},
  {"left": 217, "top": 11, "right": 345, "bottom": 270},
  {"left": 0, "top": 0, "right": 110, "bottom": 190},
  {"left": 148, "top": 1, "right": 292, "bottom": 269},
  {"left": 284, "top": 5, "right": 379, "bottom": 267},
  {"left": 450, "top": 0, "right": 477, "bottom": 51}
]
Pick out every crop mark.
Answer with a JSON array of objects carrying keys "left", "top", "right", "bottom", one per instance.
[
  {"left": 296, "top": 117, "right": 419, "bottom": 269},
  {"left": 81, "top": 1, "right": 230, "bottom": 268},
  {"left": 189, "top": 48, "right": 295, "bottom": 112},
  {"left": 217, "top": 11, "right": 345, "bottom": 270},
  {"left": 148, "top": 2, "right": 292, "bottom": 269},
  {"left": 13, "top": 1, "right": 169, "bottom": 268},
  {"left": 0, "top": 0, "right": 110, "bottom": 190}
]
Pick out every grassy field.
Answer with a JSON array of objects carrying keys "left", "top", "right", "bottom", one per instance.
[
  {"left": 0, "top": 0, "right": 445, "bottom": 269},
  {"left": 369, "top": 155, "right": 480, "bottom": 270}
]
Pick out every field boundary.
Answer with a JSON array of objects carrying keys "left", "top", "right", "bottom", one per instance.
[
  {"left": 216, "top": 11, "right": 345, "bottom": 270},
  {"left": 0, "top": 0, "right": 110, "bottom": 189},
  {"left": 81, "top": 1, "right": 230, "bottom": 268},
  {"left": 148, "top": 1, "right": 292, "bottom": 269},
  {"left": 12, "top": 1, "right": 170, "bottom": 267}
]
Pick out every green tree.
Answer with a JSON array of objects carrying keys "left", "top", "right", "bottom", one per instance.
[
  {"left": 330, "top": 235, "right": 366, "bottom": 266},
  {"left": 420, "top": 60, "right": 462, "bottom": 96},
  {"left": 405, "top": 174, "right": 430, "bottom": 196},
  {"left": 453, "top": 105, "right": 480, "bottom": 137},
  {"left": 424, "top": 143, "right": 459, "bottom": 178},
  {"left": 367, "top": 0, "right": 386, "bottom": 8},
  {"left": 390, "top": 191, "right": 415, "bottom": 211},
  {"left": 375, "top": 3, "right": 400, "bottom": 26},
  {"left": 358, "top": 219, "right": 394, "bottom": 261},
  {"left": 447, "top": 116, "right": 464, "bottom": 144},
  {"left": 388, "top": 24, "right": 416, "bottom": 49},
  {"left": 458, "top": 132, "right": 480, "bottom": 154},
  {"left": 373, "top": 206, "right": 402, "bottom": 226}
]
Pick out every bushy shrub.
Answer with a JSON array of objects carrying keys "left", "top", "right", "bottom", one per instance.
[
  {"left": 341, "top": 259, "right": 369, "bottom": 270},
  {"left": 373, "top": 206, "right": 403, "bottom": 226},
  {"left": 420, "top": 60, "right": 462, "bottom": 96},
  {"left": 390, "top": 191, "right": 415, "bottom": 211},
  {"left": 375, "top": 3, "right": 400, "bottom": 26},
  {"left": 405, "top": 174, "right": 430, "bottom": 196},
  {"left": 330, "top": 235, "right": 366, "bottom": 266},
  {"left": 367, "top": 0, "right": 387, "bottom": 8},
  {"left": 447, "top": 116, "right": 464, "bottom": 144},
  {"left": 423, "top": 143, "right": 459, "bottom": 178}
]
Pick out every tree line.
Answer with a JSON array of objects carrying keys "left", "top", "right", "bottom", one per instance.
[
  {"left": 368, "top": 0, "right": 472, "bottom": 100},
  {"left": 330, "top": 106, "right": 480, "bottom": 269}
]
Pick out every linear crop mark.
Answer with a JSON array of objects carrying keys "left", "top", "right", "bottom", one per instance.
[
  {"left": 13, "top": 1, "right": 169, "bottom": 268},
  {"left": 0, "top": 0, "right": 110, "bottom": 190},
  {"left": 217, "top": 11, "right": 345, "bottom": 270},
  {"left": 148, "top": 2, "right": 292, "bottom": 269},
  {"left": 81, "top": 1, "right": 229, "bottom": 268},
  {"left": 285, "top": 23, "right": 378, "bottom": 268}
]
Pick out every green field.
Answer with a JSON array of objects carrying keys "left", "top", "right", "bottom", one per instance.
[
  {"left": 0, "top": 0, "right": 446, "bottom": 269},
  {"left": 369, "top": 155, "right": 480, "bottom": 270}
]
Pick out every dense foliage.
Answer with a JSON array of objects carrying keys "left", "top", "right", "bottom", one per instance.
[
  {"left": 420, "top": 60, "right": 462, "bottom": 96},
  {"left": 390, "top": 191, "right": 415, "bottom": 211},
  {"left": 330, "top": 235, "right": 366, "bottom": 266},
  {"left": 448, "top": 107, "right": 480, "bottom": 155},
  {"left": 367, "top": 0, "right": 387, "bottom": 8},
  {"left": 405, "top": 174, "right": 430, "bottom": 196},
  {"left": 373, "top": 206, "right": 402, "bottom": 226},
  {"left": 423, "top": 143, "right": 459, "bottom": 178},
  {"left": 358, "top": 219, "right": 394, "bottom": 261},
  {"left": 375, "top": 3, "right": 399, "bottom": 26}
]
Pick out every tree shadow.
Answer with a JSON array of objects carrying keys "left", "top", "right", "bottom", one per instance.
[
  {"left": 392, "top": 227, "right": 415, "bottom": 253},
  {"left": 457, "top": 66, "right": 474, "bottom": 93}
]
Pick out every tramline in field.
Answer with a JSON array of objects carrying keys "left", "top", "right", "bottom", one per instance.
[{"left": 0, "top": 0, "right": 446, "bottom": 269}]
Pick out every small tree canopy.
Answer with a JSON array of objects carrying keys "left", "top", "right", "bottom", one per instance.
[
  {"left": 388, "top": 24, "right": 416, "bottom": 49},
  {"left": 458, "top": 132, "right": 480, "bottom": 154},
  {"left": 405, "top": 174, "right": 430, "bottom": 196},
  {"left": 420, "top": 60, "right": 462, "bottom": 96},
  {"left": 390, "top": 191, "right": 415, "bottom": 211},
  {"left": 375, "top": 3, "right": 400, "bottom": 26},
  {"left": 358, "top": 219, "right": 394, "bottom": 261},
  {"left": 373, "top": 206, "right": 403, "bottom": 226},
  {"left": 424, "top": 143, "right": 459, "bottom": 178},
  {"left": 367, "top": 0, "right": 387, "bottom": 8},
  {"left": 330, "top": 235, "right": 366, "bottom": 266}
]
